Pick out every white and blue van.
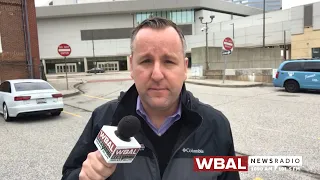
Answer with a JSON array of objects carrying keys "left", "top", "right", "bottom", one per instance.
[{"left": 273, "top": 59, "right": 320, "bottom": 92}]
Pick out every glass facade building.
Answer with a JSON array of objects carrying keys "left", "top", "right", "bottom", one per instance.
[
  {"left": 136, "top": 9, "right": 195, "bottom": 24},
  {"left": 223, "top": 0, "right": 282, "bottom": 11}
]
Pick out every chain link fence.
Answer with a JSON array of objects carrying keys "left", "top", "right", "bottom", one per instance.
[{"left": 0, "top": 60, "right": 47, "bottom": 83}]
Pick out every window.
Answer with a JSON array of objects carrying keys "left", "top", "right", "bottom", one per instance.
[
  {"left": 166, "top": 11, "right": 172, "bottom": 20},
  {"left": 281, "top": 62, "right": 304, "bottom": 71},
  {"left": 186, "top": 10, "right": 193, "bottom": 23},
  {"left": 0, "top": 83, "right": 3, "bottom": 92},
  {"left": 312, "top": 48, "right": 320, "bottom": 58},
  {"left": 176, "top": 10, "right": 182, "bottom": 24},
  {"left": 136, "top": 13, "right": 142, "bottom": 23},
  {"left": 136, "top": 9, "right": 195, "bottom": 24},
  {"left": 304, "top": 4, "right": 313, "bottom": 27},
  {"left": 172, "top": 11, "right": 177, "bottom": 23},
  {"left": 141, "top": 13, "right": 147, "bottom": 21},
  {"left": 181, "top": 10, "right": 187, "bottom": 24},
  {"left": 14, "top": 82, "right": 53, "bottom": 92},
  {"left": 0, "top": 82, "right": 11, "bottom": 93},
  {"left": 304, "top": 62, "right": 320, "bottom": 72},
  {"left": 81, "top": 28, "right": 132, "bottom": 40}
]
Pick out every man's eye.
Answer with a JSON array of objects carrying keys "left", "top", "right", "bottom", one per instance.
[
  {"left": 165, "top": 60, "right": 174, "bottom": 64},
  {"left": 141, "top": 59, "right": 151, "bottom": 63}
]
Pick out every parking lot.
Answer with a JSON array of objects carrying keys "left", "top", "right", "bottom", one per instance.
[{"left": 1, "top": 80, "right": 319, "bottom": 180}]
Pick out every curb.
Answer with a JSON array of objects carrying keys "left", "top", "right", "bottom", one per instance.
[
  {"left": 62, "top": 81, "right": 84, "bottom": 98},
  {"left": 185, "top": 80, "right": 265, "bottom": 88}
]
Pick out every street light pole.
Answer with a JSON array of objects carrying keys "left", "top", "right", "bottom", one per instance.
[
  {"left": 263, "top": 0, "right": 266, "bottom": 48},
  {"left": 199, "top": 15, "right": 215, "bottom": 71},
  {"left": 230, "top": 23, "right": 234, "bottom": 39},
  {"left": 91, "top": 31, "right": 97, "bottom": 74}
]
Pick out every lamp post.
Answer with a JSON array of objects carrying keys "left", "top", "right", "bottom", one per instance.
[
  {"left": 199, "top": 15, "right": 215, "bottom": 71},
  {"left": 230, "top": 23, "right": 234, "bottom": 39},
  {"left": 91, "top": 31, "right": 97, "bottom": 74},
  {"left": 263, "top": 0, "right": 266, "bottom": 48}
]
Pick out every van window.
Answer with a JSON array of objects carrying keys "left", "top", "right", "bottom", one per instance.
[
  {"left": 304, "top": 62, "right": 320, "bottom": 72},
  {"left": 281, "top": 62, "right": 303, "bottom": 71}
]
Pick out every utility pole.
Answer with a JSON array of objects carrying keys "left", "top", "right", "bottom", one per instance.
[
  {"left": 230, "top": 23, "right": 234, "bottom": 39},
  {"left": 263, "top": 0, "right": 266, "bottom": 48},
  {"left": 199, "top": 15, "right": 215, "bottom": 71},
  {"left": 91, "top": 31, "right": 97, "bottom": 74},
  {"left": 283, "top": 30, "right": 286, "bottom": 60}
]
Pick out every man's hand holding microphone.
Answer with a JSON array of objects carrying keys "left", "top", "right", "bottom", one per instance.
[
  {"left": 79, "top": 150, "right": 116, "bottom": 180},
  {"left": 79, "top": 115, "right": 142, "bottom": 180}
]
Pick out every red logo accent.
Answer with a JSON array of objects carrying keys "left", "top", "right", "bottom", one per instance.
[{"left": 193, "top": 156, "right": 249, "bottom": 172}]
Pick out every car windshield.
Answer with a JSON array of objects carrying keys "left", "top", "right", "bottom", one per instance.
[{"left": 14, "top": 82, "right": 53, "bottom": 92}]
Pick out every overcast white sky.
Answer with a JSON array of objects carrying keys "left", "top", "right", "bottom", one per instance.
[
  {"left": 34, "top": 0, "right": 320, "bottom": 7},
  {"left": 35, "top": 0, "right": 52, "bottom": 7}
]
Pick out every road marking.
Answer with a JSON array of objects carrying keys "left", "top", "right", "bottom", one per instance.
[
  {"left": 82, "top": 94, "right": 111, "bottom": 101},
  {"left": 253, "top": 177, "right": 263, "bottom": 180},
  {"left": 63, "top": 111, "right": 82, "bottom": 118}
]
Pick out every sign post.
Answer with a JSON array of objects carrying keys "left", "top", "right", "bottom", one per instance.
[
  {"left": 222, "top": 37, "right": 234, "bottom": 83},
  {"left": 58, "top": 43, "right": 72, "bottom": 90}
]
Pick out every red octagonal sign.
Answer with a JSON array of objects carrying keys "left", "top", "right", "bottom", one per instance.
[
  {"left": 223, "top": 37, "right": 234, "bottom": 51},
  {"left": 58, "top": 43, "right": 71, "bottom": 57}
]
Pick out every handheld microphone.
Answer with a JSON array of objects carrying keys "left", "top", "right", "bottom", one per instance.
[{"left": 94, "top": 115, "right": 142, "bottom": 163}]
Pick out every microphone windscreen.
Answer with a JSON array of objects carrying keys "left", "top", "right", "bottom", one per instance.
[{"left": 117, "top": 115, "right": 141, "bottom": 139}]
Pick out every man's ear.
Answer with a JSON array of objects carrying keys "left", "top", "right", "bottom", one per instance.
[
  {"left": 184, "top": 57, "right": 188, "bottom": 80},
  {"left": 129, "top": 54, "right": 133, "bottom": 79}
]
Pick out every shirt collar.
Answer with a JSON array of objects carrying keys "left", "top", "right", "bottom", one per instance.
[{"left": 136, "top": 96, "right": 182, "bottom": 118}]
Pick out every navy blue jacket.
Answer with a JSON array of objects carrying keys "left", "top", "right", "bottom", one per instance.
[{"left": 61, "top": 84, "right": 240, "bottom": 180}]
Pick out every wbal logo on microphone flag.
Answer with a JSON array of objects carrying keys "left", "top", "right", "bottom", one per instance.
[
  {"left": 94, "top": 116, "right": 142, "bottom": 163},
  {"left": 94, "top": 126, "right": 141, "bottom": 163}
]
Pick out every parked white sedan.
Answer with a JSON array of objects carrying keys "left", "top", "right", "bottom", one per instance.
[{"left": 0, "top": 79, "right": 64, "bottom": 121}]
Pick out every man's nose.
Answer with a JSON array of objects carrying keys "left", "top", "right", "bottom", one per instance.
[{"left": 151, "top": 61, "right": 164, "bottom": 81}]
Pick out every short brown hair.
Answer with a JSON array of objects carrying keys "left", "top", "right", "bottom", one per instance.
[{"left": 130, "top": 16, "right": 187, "bottom": 56}]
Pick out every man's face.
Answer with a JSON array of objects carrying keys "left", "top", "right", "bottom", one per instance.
[{"left": 130, "top": 26, "right": 188, "bottom": 110}]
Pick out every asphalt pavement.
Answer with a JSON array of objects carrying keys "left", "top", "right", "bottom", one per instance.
[
  {"left": 63, "top": 80, "right": 320, "bottom": 180},
  {"left": 0, "top": 105, "right": 92, "bottom": 180},
  {"left": 1, "top": 72, "right": 319, "bottom": 180}
]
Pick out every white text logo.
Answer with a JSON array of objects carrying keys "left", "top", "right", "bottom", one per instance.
[{"left": 182, "top": 148, "right": 204, "bottom": 154}]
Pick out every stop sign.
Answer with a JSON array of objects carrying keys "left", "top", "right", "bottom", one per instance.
[
  {"left": 223, "top": 37, "right": 234, "bottom": 51},
  {"left": 58, "top": 43, "right": 71, "bottom": 57}
]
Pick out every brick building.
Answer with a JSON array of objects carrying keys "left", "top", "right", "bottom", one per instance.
[{"left": 0, "top": 0, "right": 41, "bottom": 82}]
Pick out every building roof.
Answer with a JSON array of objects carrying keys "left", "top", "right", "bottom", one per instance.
[{"left": 36, "top": 0, "right": 263, "bottom": 19}]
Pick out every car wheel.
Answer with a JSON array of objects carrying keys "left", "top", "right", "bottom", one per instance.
[
  {"left": 284, "top": 80, "right": 300, "bottom": 93},
  {"left": 3, "top": 103, "right": 12, "bottom": 122},
  {"left": 51, "top": 111, "right": 61, "bottom": 116}
]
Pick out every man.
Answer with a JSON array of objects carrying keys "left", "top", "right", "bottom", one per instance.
[{"left": 62, "top": 17, "right": 240, "bottom": 180}]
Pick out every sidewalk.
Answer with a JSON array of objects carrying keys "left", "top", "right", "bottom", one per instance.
[
  {"left": 47, "top": 71, "right": 270, "bottom": 97},
  {"left": 48, "top": 78, "right": 84, "bottom": 97},
  {"left": 185, "top": 78, "right": 265, "bottom": 88}
]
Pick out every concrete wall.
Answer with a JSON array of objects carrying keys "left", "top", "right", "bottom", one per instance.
[
  {"left": 36, "top": 12, "right": 216, "bottom": 59},
  {"left": 314, "top": 2, "right": 320, "bottom": 30},
  {"left": 37, "top": 14, "right": 134, "bottom": 59},
  {"left": 282, "top": 0, "right": 320, "bottom": 10},
  {"left": 191, "top": 46, "right": 284, "bottom": 82},
  {"left": 191, "top": 47, "right": 284, "bottom": 70},
  {"left": 291, "top": 27, "right": 320, "bottom": 59}
]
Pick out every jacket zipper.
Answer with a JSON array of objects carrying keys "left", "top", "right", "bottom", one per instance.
[
  {"left": 152, "top": 151, "right": 161, "bottom": 180},
  {"left": 163, "top": 113, "right": 204, "bottom": 179},
  {"left": 167, "top": 99, "right": 204, "bottom": 163}
]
